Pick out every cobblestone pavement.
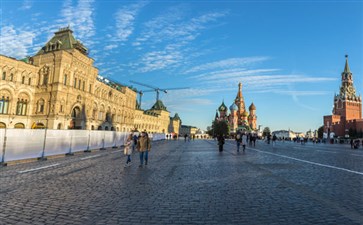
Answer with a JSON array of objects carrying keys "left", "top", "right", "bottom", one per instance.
[{"left": 0, "top": 139, "right": 363, "bottom": 225}]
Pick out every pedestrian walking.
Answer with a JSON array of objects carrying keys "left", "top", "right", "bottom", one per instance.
[
  {"left": 132, "top": 133, "right": 138, "bottom": 152},
  {"left": 241, "top": 133, "right": 247, "bottom": 152},
  {"left": 252, "top": 134, "right": 257, "bottom": 147},
  {"left": 124, "top": 134, "right": 133, "bottom": 167},
  {"left": 236, "top": 132, "right": 242, "bottom": 152},
  {"left": 137, "top": 131, "right": 151, "bottom": 167},
  {"left": 350, "top": 138, "right": 354, "bottom": 149},
  {"left": 272, "top": 134, "right": 277, "bottom": 147},
  {"left": 217, "top": 134, "right": 225, "bottom": 152}
]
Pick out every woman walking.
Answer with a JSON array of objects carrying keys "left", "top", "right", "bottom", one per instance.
[{"left": 124, "top": 134, "right": 133, "bottom": 167}]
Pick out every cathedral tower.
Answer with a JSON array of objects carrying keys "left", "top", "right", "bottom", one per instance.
[{"left": 248, "top": 103, "right": 257, "bottom": 129}]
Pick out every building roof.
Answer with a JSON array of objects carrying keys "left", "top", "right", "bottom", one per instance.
[
  {"left": 218, "top": 101, "right": 227, "bottom": 111},
  {"left": 36, "top": 27, "right": 88, "bottom": 55},
  {"left": 151, "top": 100, "right": 167, "bottom": 111},
  {"left": 173, "top": 113, "right": 181, "bottom": 121},
  {"left": 344, "top": 55, "right": 351, "bottom": 73},
  {"left": 249, "top": 102, "right": 256, "bottom": 110},
  {"left": 229, "top": 103, "right": 238, "bottom": 111}
]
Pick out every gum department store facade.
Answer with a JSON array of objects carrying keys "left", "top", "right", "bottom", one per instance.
[{"left": 0, "top": 27, "right": 181, "bottom": 134}]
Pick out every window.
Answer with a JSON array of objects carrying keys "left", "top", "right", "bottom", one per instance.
[
  {"left": 0, "top": 97, "right": 9, "bottom": 114},
  {"left": 60, "top": 105, "right": 63, "bottom": 113},
  {"left": 89, "top": 84, "right": 92, "bottom": 93},
  {"left": 22, "top": 76, "right": 25, "bottom": 84},
  {"left": 38, "top": 99, "right": 44, "bottom": 113},
  {"left": 83, "top": 81, "right": 85, "bottom": 91},
  {"left": 43, "top": 74, "right": 48, "bottom": 85},
  {"left": 16, "top": 99, "right": 27, "bottom": 116},
  {"left": 10, "top": 73, "right": 13, "bottom": 81},
  {"left": 2, "top": 72, "right": 6, "bottom": 80},
  {"left": 74, "top": 78, "right": 77, "bottom": 88},
  {"left": 28, "top": 78, "right": 31, "bottom": 85},
  {"left": 78, "top": 80, "right": 81, "bottom": 89},
  {"left": 64, "top": 74, "right": 67, "bottom": 85}
]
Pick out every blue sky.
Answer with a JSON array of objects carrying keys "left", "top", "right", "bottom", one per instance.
[{"left": 1, "top": 0, "right": 362, "bottom": 132}]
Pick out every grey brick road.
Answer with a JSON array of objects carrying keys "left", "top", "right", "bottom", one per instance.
[{"left": 0, "top": 139, "right": 363, "bottom": 225}]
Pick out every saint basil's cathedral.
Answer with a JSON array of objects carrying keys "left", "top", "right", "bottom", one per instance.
[{"left": 215, "top": 83, "right": 257, "bottom": 133}]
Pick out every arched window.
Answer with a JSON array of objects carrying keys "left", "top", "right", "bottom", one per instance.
[
  {"left": 98, "top": 126, "right": 102, "bottom": 130},
  {"left": 0, "top": 122, "right": 6, "bottom": 128},
  {"left": 22, "top": 76, "right": 25, "bottom": 84},
  {"left": 28, "top": 78, "right": 31, "bottom": 85},
  {"left": 0, "top": 97, "right": 9, "bottom": 114},
  {"left": 91, "top": 125, "right": 94, "bottom": 130},
  {"left": 2, "top": 72, "right": 6, "bottom": 80},
  {"left": 57, "top": 123, "right": 62, "bottom": 129},
  {"left": 38, "top": 99, "right": 45, "bottom": 113},
  {"left": 16, "top": 99, "right": 28, "bottom": 115},
  {"left": 14, "top": 123, "right": 25, "bottom": 129},
  {"left": 10, "top": 73, "right": 13, "bottom": 81},
  {"left": 72, "top": 107, "right": 81, "bottom": 119}
]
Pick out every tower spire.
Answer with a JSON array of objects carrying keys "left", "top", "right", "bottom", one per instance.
[{"left": 344, "top": 55, "right": 351, "bottom": 73}]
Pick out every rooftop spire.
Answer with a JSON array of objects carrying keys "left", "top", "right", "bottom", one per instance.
[{"left": 344, "top": 55, "right": 351, "bottom": 73}]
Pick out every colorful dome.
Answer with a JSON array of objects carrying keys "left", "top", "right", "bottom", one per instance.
[
  {"left": 249, "top": 103, "right": 256, "bottom": 110},
  {"left": 242, "top": 111, "right": 249, "bottom": 117},
  {"left": 229, "top": 103, "right": 238, "bottom": 111},
  {"left": 218, "top": 101, "right": 227, "bottom": 111}
]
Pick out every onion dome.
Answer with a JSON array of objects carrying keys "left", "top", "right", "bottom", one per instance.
[
  {"left": 242, "top": 111, "right": 248, "bottom": 117},
  {"left": 249, "top": 103, "right": 256, "bottom": 111},
  {"left": 218, "top": 101, "right": 227, "bottom": 111},
  {"left": 229, "top": 103, "right": 238, "bottom": 111}
]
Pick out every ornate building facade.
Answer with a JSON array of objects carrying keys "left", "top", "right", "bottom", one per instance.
[
  {"left": 215, "top": 82, "right": 257, "bottom": 133},
  {"left": 323, "top": 56, "right": 363, "bottom": 137},
  {"left": 0, "top": 27, "right": 180, "bottom": 133}
]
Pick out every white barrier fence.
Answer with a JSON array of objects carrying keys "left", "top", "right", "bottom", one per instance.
[{"left": 0, "top": 129, "right": 165, "bottom": 163}]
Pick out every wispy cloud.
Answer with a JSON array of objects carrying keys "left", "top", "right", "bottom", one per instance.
[
  {"left": 58, "top": 0, "right": 96, "bottom": 47},
  {"left": 113, "top": 2, "right": 148, "bottom": 44},
  {"left": 104, "top": 44, "right": 118, "bottom": 50},
  {"left": 186, "top": 57, "right": 270, "bottom": 74},
  {"left": 20, "top": 0, "right": 33, "bottom": 10},
  {"left": 137, "top": 9, "right": 227, "bottom": 46},
  {"left": 0, "top": 25, "right": 36, "bottom": 58},
  {"left": 134, "top": 45, "right": 183, "bottom": 73},
  {"left": 133, "top": 6, "right": 228, "bottom": 73}
]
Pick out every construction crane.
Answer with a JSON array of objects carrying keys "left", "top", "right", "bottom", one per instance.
[
  {"left": 136, "top": 89, "right": 154, "bottom": 109},
  {"left": 130, "top": 80, "right": 189, "bottom": 103}
]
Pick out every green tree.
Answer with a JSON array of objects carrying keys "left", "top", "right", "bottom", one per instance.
[
  {"left": 213, "top": 120, "right": 229, "bottom": 137},
  {"left": 262, "top": 127, "right": 271, "bottom": 137},
  {"left": 317, "top": 126, "right": 324, "bottom": 139}
]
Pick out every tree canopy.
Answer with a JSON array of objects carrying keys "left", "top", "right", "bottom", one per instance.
[
  {"left": 212, "top": 120, "right": 229, "bottom": 137},
  {"left": 262, "top": 127, "right": 271, "bottom": 137}
]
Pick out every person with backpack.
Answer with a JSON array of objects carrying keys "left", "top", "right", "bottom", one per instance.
[
  {"left": 137, "top": 131, "right": 151, "bottom": 167},
  {"left": 235, "top": 132, "right": 242, "bottom": 152}
]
